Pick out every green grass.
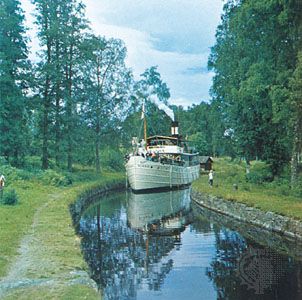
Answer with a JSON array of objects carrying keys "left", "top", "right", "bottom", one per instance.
[
  {"left": 193, "top": 157, "right": 302, "bottom": 220},
  {"left": 0, "top": 167, "right": 124, "bottom": 299},
  {"left": 3, "top": 284, "right": 100, "bottom": 300},
  {"left": 0, "top": 181, "right": 51, "bottom": 278}
]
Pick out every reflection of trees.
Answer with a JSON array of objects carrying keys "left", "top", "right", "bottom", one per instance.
[
  {"left": 76, "top": 191, "right": 302, "bottom": 300},
  {"left": 80, "top": 204, "right": 179, "bottom": 300},
  {"left": 191, "top": 212, "right": 212, "bottom": 234},
  {"left": 206, "top": 227, "right": 302, "bottom": 300}
]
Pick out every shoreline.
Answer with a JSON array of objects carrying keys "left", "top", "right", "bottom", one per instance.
[
  {"left": 1, "top": 173, "right": 301, "bottom": 298},
  {"left": 0, "top": 174, "right": 125, "bottom": 300},
  {"left": 191, "top": 189, "right": 302, "bottom": 242}
]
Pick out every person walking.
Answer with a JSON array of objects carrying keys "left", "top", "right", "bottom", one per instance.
[
  {"left": 208, "top": 170, "right": 214, "bottom": 187},
  {"left": 0, "top": 174, "right": 5, "bottom": 199}
]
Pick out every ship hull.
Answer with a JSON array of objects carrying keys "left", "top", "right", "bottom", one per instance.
[{"left": 125, "top": 156, "right": 200, "bottom": 191}]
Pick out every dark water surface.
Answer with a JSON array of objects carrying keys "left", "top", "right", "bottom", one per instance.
[{"left": 76, "top": 189, "right": 302, "bottom": 300}]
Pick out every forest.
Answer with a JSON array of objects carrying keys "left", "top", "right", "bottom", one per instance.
[{"left": 0, "top": 0, "right": 301, "bottom": 187}]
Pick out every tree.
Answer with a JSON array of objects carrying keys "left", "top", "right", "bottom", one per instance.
[
  {"left": 0, "top": 0, "right": 29, "bottom": 166},
  {"left": 62, "top": 1, "right": 88, "bottom": 171},
  {"left": 137, "top": 66, "right": 172, "bottom": 137},
  {"left": 289, "top": 51, "right": 302, "bottom": 186},
  {"left": 33, "top": 0, "right": 88, "bottom": 170},
  {"left": 81, "top": 35, "right": 133, "bottom": 172},
  {"left": 209, "top": 0, "right": 301, "bottom": 176},
  {"left": 33, "top": 0, "right": 58, "bottom": 169}
]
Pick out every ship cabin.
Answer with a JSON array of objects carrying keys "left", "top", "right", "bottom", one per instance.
[
  {"left": 146, "top": 135, "right": 199, "bottom": 167},
  {"left": 147, "top": 135, "right": 182, "bottom": 154}
]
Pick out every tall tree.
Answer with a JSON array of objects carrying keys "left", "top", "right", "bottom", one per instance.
[
  {"left": 33, "top": 0, "right": 57, "bottom": 169},
  {"left": 289, "top": 51, "right": 302, "bottom": 186},
  {"left": 81, "top": 35, "right": 132, "bottom": 172},
  {"left": 0, "top": 0, "right": 29, "bottom": 165},
  {"left": 33, "top": 0, "right": 88, "bottom": 170},
  {"left": 136, "top": 66, "right": 172, "bottom": 137},
  {"left": 209, "top": 0, "right": 301, "bottom": 175},
  {"left": 63, "top": 1, "right": 88, "bottom": 171}
]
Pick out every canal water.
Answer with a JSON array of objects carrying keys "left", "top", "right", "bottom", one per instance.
[{"left": 75, "top": 188, "right": 302, "bottom": 300}]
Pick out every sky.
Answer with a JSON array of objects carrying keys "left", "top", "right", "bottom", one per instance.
[{"left": 21, "top": 0, "right": 225, "bottom": 107}]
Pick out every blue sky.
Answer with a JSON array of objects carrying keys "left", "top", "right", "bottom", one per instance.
[{"left": 22, "top": 0, "right": 225, "bottom": 107}]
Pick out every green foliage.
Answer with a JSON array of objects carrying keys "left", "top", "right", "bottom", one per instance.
[
  {"left": 80, "top": 35, "right": 132, "bottom": 172},
  {"left": 208, "top": 0, "right": 301, "bottom": 175},
  {"left": 39, "top": 170, "right": 72, "bottom": 187},
  {"left": 189, "top": 132, "right": 208, "bottom": 155},
  {"left": 0, "top": 0, "right": 29, "bottom": 166},
  {"left": 246, "top": 169, "right": 273, "bottom": 184},
  {"left": 174, "top": 102, "right": 226, "bottom": 156},
  {"left": 1, "top": 188, "right": 19, "bottom": 206},
  {"left": 193, "top": 157, "right": 302, "bottom": 220},
  {"left": 0, "top": 164, "right": 34, "bottom": 182},
  {"left": 100, "top": 148, "right": 124, "bottom": 171},
  {"left": 23, "top": 156, "right": 45, "bottom": 171}
]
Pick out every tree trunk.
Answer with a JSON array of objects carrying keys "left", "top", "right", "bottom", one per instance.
[
  {"left": 42, "top": 94, "right": 49, "bottom": 170},
  {"left": 245, "top": 157, "right": 251, "bottom": 176},
  {"left": 95, "top": 59, "right": 101, "bottom": 173},
  {"left": 66, "top": 44, "right": 73, "bottom": 172},
  {"left": 66, "top": 90, "right": 73, "bottom": 172},
  {"left": 95, "top": 124, "right": 100, "bottom": 173},
  {"left": 291, "top": 122, "right": 300, "bottom": 188},
  {"left": 55, "top": 38, "right": 61, "bottom": 166},
  {"left": 42, "top": 24, "right": 51, "bottom": 170}
]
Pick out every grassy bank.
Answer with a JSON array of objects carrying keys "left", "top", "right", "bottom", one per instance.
[
  {"left": 193, "top": 157, "right": 302, "bottom": 220},
  {"left": 0, "top": 167, "right": 124, "bottom": 299}
]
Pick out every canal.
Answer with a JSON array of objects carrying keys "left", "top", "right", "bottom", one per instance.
[{"left": 75, "top": 188, "right": 302, "bottom": 300}]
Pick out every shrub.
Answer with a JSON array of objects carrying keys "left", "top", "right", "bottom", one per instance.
[
  {"left": 1, "top": 188, "right": 18, "bottom": 205},
  {"left": 242, "top": 185, "right": 251, "bottom": 191},
  {"left": 291, "top": 179, "right": 302, "bottom": 198},
  {"left": 101, "top": 148, "right": 124, "bottom": 171},
  {"left": 246, "top": 167, "right": 273, "bottom": 184},
  {"left": 40, "top": 170, "right": 72, "bottom": 187},
  {"left": 0, "top": 164, "right": 38, "bottom": 183},
  {"left": 23, "top": 156, "right": 42, "bottom": 171}
]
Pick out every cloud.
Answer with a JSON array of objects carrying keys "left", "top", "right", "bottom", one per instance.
[
  {"left": 21, "top": 0, "right": 40, "bottom": 62},
  {"left": 83, "top": 0, "right": 224, "bottom": 106},
  {"left": 86, "top": 0, "right": 224, "bottom": 54},
  {"left": 183, "top": 66, "right": 209, "bottom": 75},
  {"left": 21, "top": 0, "right": 224, "bottom": 107},
  {"left": 84, "top": 19, "right": 215, "bottom": 106}
]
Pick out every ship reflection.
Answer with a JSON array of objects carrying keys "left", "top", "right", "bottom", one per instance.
[
  {"left": 127, "top": 188, "right": 192, "bottom": 237},
  {"left": 79, "top": 188, "right": 192, "bottom": 300}
]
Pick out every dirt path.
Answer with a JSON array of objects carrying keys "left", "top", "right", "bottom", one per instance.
[{"left": 0, "top": 191, "right": 96, "bottom": 299}]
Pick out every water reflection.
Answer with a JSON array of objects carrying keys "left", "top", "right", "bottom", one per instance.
[
  {"left": 127, "top": 188, "right": 192, "bottom": 235},
  {"left": 77, "top": 189, "right": 302, "bottom": 300}
]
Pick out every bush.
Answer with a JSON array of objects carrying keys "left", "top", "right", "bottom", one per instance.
[
  {"left": 246, "top": 165, "right": 273, "bottom": 184},
  {"left": 291, "top": 179, "right": 302, "bottom": 198},
  {"left": 101, "top": 148, "right": 124, "bottom": 171},
  {"left": 0, "top": 164, "right": 38, "bottom": 183},
  {"left": 242, "top": 184, "right": 251, "bottom": 191},
  {"left": 1, "top": 188, "right": 18, "bottom": 205},
  {"left": 39, "top": 170, "right": 72, "bottom": 187},
  {"left": 23, "top": 156, "right": 42, "bottom": 171}
]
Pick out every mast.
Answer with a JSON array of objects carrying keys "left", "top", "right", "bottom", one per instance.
[
  {"left": 142, "top": 100, "right": 147, "bottom": 148},
  {"left": 144, "top": 115, "right": 147, "bottom": 147}
]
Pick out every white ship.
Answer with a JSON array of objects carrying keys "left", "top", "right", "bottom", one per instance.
[{"left": 125, "top": 120, "right": 200, "bottom": 191}]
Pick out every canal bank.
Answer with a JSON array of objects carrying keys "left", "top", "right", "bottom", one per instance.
[
  {"left": 0, "top": 173, "right": 125, "bottom": 300},
  {"left": 192, "top": 189, "right": 302, "bottom": 242},
  {"left": 74, "top": 188, "right": 302, "bottom": 299}
]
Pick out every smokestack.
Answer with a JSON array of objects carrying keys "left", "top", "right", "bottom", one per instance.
[{"left": 171, "top": 121, "right": 179, "bottom": 137}]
